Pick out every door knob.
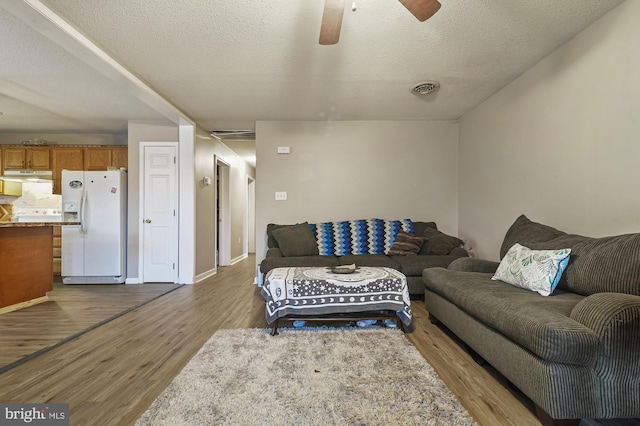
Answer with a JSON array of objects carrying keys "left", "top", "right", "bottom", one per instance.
[{"left": 144, "top": 219, "right": 152, "bottom": 223}]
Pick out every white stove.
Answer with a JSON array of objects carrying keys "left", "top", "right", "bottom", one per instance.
[{"left": 13, "top": 207, "right": 63, "bottom": 222}]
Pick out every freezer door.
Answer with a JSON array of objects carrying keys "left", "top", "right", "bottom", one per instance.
[
  {"left": 61, "top": 170, "right": 85, "bottom": 209},
  {"left": 83, "top": 171, "right": 125, "bottom": 277},
  {"left": 61, "top": 170, "right": 86, "bottom": 278}
]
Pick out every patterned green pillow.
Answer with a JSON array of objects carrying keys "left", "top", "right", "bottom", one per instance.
[{"left": 492, "top": 243, "right": 571, "bottom": 296}]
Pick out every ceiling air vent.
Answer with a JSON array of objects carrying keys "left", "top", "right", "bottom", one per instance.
[
  {"left": 410, "top": 81, "right": 440, "bottom": 95},
  {"left": 210, "top": 130, "right": 256, "bottom": 141}
]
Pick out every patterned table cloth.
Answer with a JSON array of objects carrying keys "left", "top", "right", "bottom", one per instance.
[{"left": 261, "top": 266, "right": 412, "bottom": 326}]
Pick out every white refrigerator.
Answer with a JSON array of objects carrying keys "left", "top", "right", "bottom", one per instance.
[{"left": 61, "top": 170, "right": 127, "bottom": 284}]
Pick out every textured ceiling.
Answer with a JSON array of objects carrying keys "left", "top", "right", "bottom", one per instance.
[{"left": 0, "top": 0, "right": 626, "bottom": 134}]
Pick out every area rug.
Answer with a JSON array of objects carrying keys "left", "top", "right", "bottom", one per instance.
[{"left": 136, "top": 328, "right": 478, "bottom": 425}]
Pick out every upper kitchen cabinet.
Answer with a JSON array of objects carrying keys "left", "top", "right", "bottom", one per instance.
[
  {"left": 111, "top": 147, "right": 128, "bottom": 169},
  {"left": 2, "top": 147, "right": 51, "bottom": 170},
  {"left": 84, "top": 146, "right": 127, "bottom": 170},
  {"left": 52, "top": 148, "right": 84, "bottom": 194},
  {"left": 84, "top": 147, "right": 111, "bottom": 170}
]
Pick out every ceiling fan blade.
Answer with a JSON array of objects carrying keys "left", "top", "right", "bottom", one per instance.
[
  {"left": 398, "top": 0, "right": 441, "bottom": 22},
  {"left": 319, "top": 0, "right": 345, "bottom": 45}
]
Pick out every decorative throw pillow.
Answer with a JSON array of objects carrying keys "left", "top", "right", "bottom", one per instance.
[
  {"left": 382, "top": 218, "right": 415, "bottom": 253},
  {"left": 492, "top": 243, "right": 571, "bottom": 296},
  {"left": 420, "top": 228, "right": 464, "bottom": 255},
  {"left": 271, "top": 223, "right": 319, "bottom": 257},
  {"left": 387, "top": 231, "right": 424, "bottom": 256}
]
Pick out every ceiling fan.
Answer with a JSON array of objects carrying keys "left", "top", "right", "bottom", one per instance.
[{"left": 319, "top": 0, "right": 441, "bottom": 45}]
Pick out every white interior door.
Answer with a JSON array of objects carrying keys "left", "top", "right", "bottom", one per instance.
[{"left": 142, "top": 145, "right": 178, "bottom": 282}]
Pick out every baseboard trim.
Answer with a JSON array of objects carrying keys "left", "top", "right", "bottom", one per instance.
[
  {"left": 230, "top": 253, "right": 248, "bottom": 265},
  {"left": 195, "top": 268, "right": 217, "bottom": 283}
]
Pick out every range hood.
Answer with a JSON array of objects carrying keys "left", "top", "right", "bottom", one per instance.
[{"left": 1, "top": 170, "right": 53, "bottom": 183}]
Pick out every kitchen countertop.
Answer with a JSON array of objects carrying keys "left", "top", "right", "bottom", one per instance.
[{"left": 0, "top": 214, "right": 80, "bottom": 227}]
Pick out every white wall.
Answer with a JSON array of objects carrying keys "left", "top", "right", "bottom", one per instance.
[
  {"left": 255, "top": 120, "right": 459, "bottom": 264},
  {"left": 458, "top": 1, "right": 640, "bottom": 260}
]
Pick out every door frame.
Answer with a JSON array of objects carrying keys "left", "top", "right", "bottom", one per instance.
[
  {"left": 138, "top": 142, "right": 179, "bottom": 283},
  {"left": 247, "top": 176, "right": 256, "bottom": 253}
]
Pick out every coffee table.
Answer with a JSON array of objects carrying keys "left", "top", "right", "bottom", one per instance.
[{"left": 261, "top": 266, "right": 412, "bottom": 335}]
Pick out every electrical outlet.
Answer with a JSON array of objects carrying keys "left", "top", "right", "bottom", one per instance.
[{"left": 275, "top": 191, "right": 287, "bottom": 201}]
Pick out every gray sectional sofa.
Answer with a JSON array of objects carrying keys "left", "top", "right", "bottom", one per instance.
[
  {"left": 422, "top": 215, "right": 640, "bottom": 425},
  {"left": 260, "top": 219, "right": 468, "bottom": 296}
]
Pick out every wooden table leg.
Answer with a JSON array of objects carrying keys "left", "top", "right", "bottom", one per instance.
[{"left": 270, "top": 320, "right": 279, "bottom": 336}]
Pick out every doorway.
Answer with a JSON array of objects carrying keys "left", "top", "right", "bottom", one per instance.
[{"left": 215, "top": 156, "right": 231, "bottom": 266}]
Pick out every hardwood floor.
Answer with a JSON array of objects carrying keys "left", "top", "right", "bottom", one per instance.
[
  {"left": 0, "top": 280, "right": 181, "bottom": 370},
  {"left": 0, "top": 256, "right": 633, "bottom": 425}
]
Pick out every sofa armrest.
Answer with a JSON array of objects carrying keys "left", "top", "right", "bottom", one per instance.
[
  {"left": 447, "top": 257, "right": 500, "bottom": 273},
  {"left": 449, "top": 247, "right": 469, "bottom": 257},
  {"left": 570, "top": 292, "right": 640, "bottom": 340},
  {"left": 265, "top": 248, "right": 283, "bottom": 258},
  {"left": 570, "top": 292, "right": 640, "bottom": 416}
]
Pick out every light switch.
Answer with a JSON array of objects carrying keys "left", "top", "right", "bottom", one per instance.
[
  {"left": 275, "top": 191, "right": 287, "bottom": 201},
  {"left": 277, "top": 146, "right": 290, "bottom": 154}
]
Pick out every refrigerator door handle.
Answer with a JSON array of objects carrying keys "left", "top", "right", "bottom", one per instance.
[{"left": 79, "top": 191, "right": 88, "bottom": 234}]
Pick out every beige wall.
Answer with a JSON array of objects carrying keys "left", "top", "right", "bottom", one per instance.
[
  {"left": 127, "top": 121, "right": 180, "bottom": 279},
  {"left": 458, "top": 1, "right": 640, "bottom": 260},
  {"left": 255, "top": 120, "right": 459, "bottom": 264}
]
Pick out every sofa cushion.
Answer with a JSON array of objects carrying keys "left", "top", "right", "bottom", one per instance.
[
  {"left": 394, "top": 255, "right": 463, "bottom": 276},
  {"left": 501, "top": 215, "right": 640, "bottom": 296},
  {"left": 492, "top": 243, "right": 571, "bottom": 296},
  {"left": 260, "top": 256, "right": 339, "bottom": 274},
  {"left": 420, "top": 228, "right": 464, "bottom": 255},
  {"left": 338, "top": 254, "right": 401, "bottom": 270},
  {"left": 271, "top": 222, "right": 319, "bottom": 257},
  {"left": 412, "top": 221, "right": 438, "bottom": 236},
  {"left": 387, "top": 231, "right": 424, "bottom": 256},
  {"left": 423, "top": 268, "right": 600, "bottom": 366},
  {"left": 266, "top": 223, "right": 292, "bottom": 249},
  {"left": 500, "top": 215, "right": 566, "bottom": 259},
  {"left": 561, "top": 233, "right": 640, "bottom": 296}
]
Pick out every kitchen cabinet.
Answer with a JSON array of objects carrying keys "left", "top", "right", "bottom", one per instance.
[
  {"left": 111, "top": 147, "right": 128, "bottom": 168},
  {"left": 84, "top": 147, "right": 127, "bottom": 170},
  {"left": 84, "top": 147, "right": 112, "bottom": 170},
  {"left": 1, "top": 144, "right": 127, "bottom": 195},
  {"left": 52, "top": 148, "right": 84, "bottom": 194},
  {"left": 2, "top": 147, "right": 51, "bottom": 170},
  {"left": 0, "top": 225, "right": 53, "bottom": 313},
  {"left": 53, "top": 226, "right": 62, "bottom": 275}
]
